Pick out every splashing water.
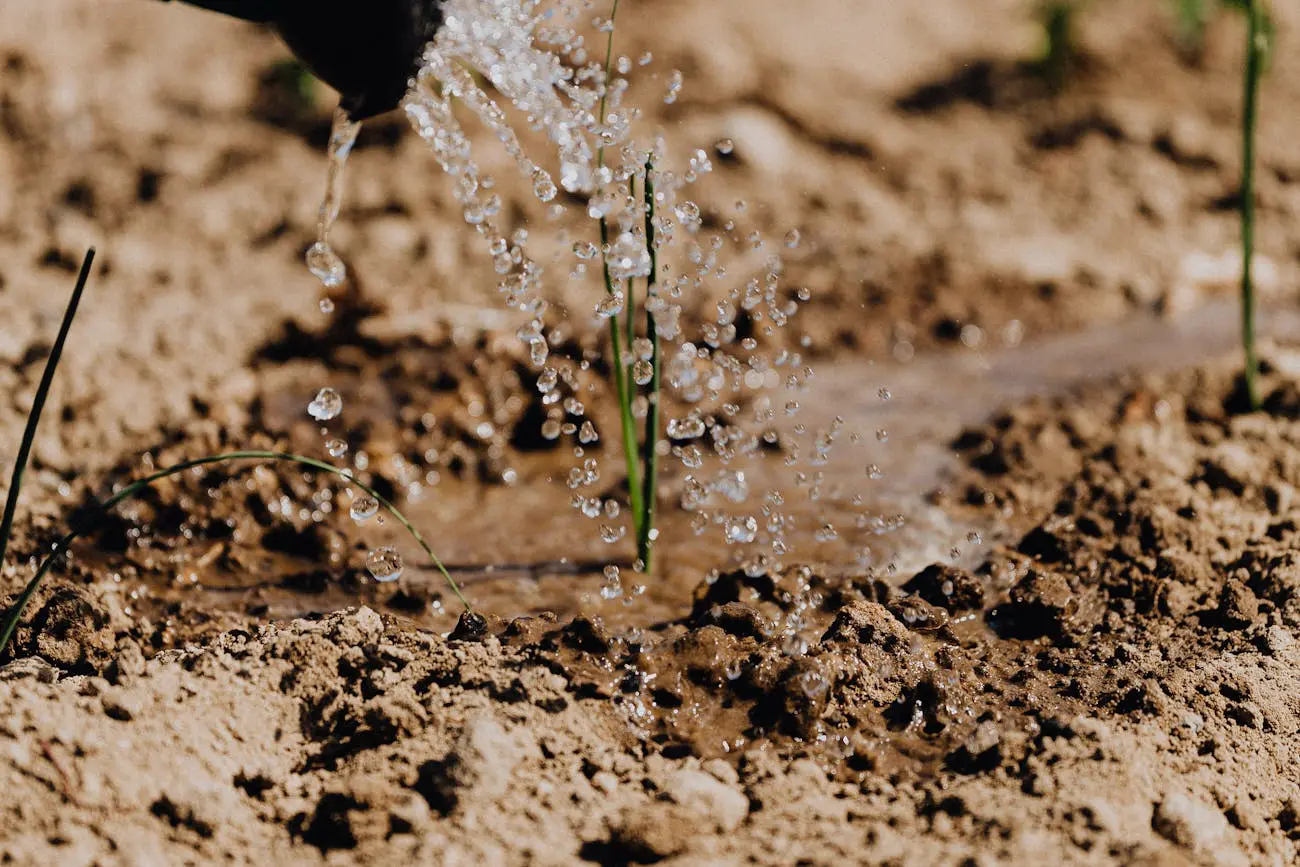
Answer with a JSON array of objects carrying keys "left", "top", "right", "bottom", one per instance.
[{"left": 302, "top": 0, "right": 889, "bottom": 576}]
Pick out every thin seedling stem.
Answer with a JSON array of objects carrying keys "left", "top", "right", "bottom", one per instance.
[
  {"left": 0, "top": 250, "right": 94, "bottom": 576},
  {"left": 596, "top": 0, "right": 622, "bottom": 163},
  {"left": 1040, "top": 2, "right": 1076, "bottom": 93},
  {"left": 600, "top": 207, "right": 645, "bottom": 528},
  {"left": 1240, "top": 0, "right": 1264, "bottom": 410},
  {"left": 0, "top": 450, "right": 470, "bottom": 655},
  {"left": 592, "top": 0, "right": 655, "bottom": 562},
  {"left": 638, "top": 160, "right": 662, "bottom": 570}
]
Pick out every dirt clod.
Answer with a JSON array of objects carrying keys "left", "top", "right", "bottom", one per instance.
[{"left": 903, "top": 563, "right": 985, "bottom": 611}]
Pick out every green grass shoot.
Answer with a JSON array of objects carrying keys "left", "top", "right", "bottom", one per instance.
[
  {"left": 1238, "top": 0, "right": 1269, "bottom": 410},
  {"left": 594, "top": 0, "right": 664, "bottom": 573},
  {"left": 0, "top": 250, "right": 95, "bottom": 580},
  {"left": 1038, "top": 1, "right": 1080, "bottom": 92}
]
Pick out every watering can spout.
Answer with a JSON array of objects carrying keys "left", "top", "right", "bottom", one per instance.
[{"left": 158, "top": 0, "right": 444, "bottom": 120}]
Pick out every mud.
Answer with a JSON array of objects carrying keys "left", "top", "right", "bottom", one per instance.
[{"left": 3, "top": 0, "right": 1300, "bottom": 864}]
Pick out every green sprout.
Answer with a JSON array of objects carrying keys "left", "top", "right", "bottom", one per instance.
[
  {"left": 1236, "top": 0, "right": 1271, "bottom": 410},
  {"left": 0, "top": 249, "right": 468, "bottom": 657},
  {"left": 1037, "top": 1, "right": 1082, "bottom": 92},
  {"left": 594, "top": 0, "right": 663, "bottom": 572}
]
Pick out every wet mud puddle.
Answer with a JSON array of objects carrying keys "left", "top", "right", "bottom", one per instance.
[{"left": 177, "top": 300, "right": 1300, "bottom": 633}]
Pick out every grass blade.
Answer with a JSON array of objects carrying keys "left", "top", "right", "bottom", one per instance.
[
  {"left": 0, "top": 450, "right": 470, "bottom": 655},
  {"left": 1240, "top": 0, "right": 1265, "bottom": 410},
  {"left": 0, "top": 249, "right": 95, "bottom": 577},
  {"left": 594, "top": 0, "right": 646, "bottom": 544}
]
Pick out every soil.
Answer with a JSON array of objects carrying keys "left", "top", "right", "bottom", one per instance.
[{"left": 3, "top": 0, "right": 1300, "bottom": 864}]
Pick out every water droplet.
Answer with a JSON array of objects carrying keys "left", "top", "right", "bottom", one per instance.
[
  {"left": 596, "top": 292, "right": 626, "bottom": 319},
  {"left": 530, "top": 340, "right": 548, "bottom": 366},
  {"left": 714, "top": 138, "right": 734, "bottom": 155},
  {"left": 724, "top": 516, "right": 758, "bottom": 544},
  {"left": 579, "top": 421, "right": 599, "bottom": 443},
  {"left": 560, "top": 159, "right": 591, "bottom": 193},
  {"left": 587, "top": 191, "right": 617, "bottom": 220},
  {"left": 632, "top": 360, "right": 654, "bottom": 385},
  {"left": 573, "top": 241, "right": 598, "bottom": 260},
  {"left": 350, "top": 495, "right": 379, "bottom": 523},
  {"left": 607, "top": 232, "right": 652, "bottom": 280},
  {"left": 532, "top": 168, "right": 557, "bottom": 202},
  {"left": 876, "top": 428, "right": 889, "bottom": 443},
  {"left": 667, "top": 416, "right": 706, "bottom": 440},
  {"left": 664, "top": 69, "right": 684, "bottom": 104},
  {"left": 713, "top": 470, "right": 748, "bottom": 503},
  {"left": 325, "top": 438, "right": 348, "bottom": 458},
  {"left": 366, "top": 547, "right": 403, "bottom": 582},
  {"left": 308, "top": 387, "right": 343, "bottom": 421},
  {"left": 306, "top": 242, "right": 347, "bottom": 288},
  {"left": 678, "top": 444, "right": 703, "bottom": 469},
  {"left": 319, "top": 296, "right": 336, "bottom": 315},
  {"left": 878, "top": 387, "right": 892, "bottom": 401},
  {"left": 784, "top": 229, "right": 802, "bottom": 249}
]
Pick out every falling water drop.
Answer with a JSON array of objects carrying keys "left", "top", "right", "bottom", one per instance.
[
  {"left": 724, "top": 516, "right": 758, "bottom": 544},
  {"left": 308, "top": 387, "right": 343, "bottom": 422},
  {"left": 607, "top": 232, "right": 652, "bottom": 280},
  {"left": 366, "top": 547, "right": 404, "bottom": 582},
  {"left": 307, "top": 242, "right": 347, "bottom": 289},
  {"left": 596, "top": 292, "right": 626, "bottom": 319},
  {"left": 532, "top": 167, "right": 558, "bottom": 202},
  {"left": 350, "top": 495, "right": 380, "bottom": 523}
]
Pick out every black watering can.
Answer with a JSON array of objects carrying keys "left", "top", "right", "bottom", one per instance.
[{"left": 157, "top": 0, "right": 444, "bottom": 119}]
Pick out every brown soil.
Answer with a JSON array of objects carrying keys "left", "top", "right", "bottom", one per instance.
[{"left": 3, "top": 0, "right": 1300, "bottom": 864}]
